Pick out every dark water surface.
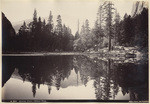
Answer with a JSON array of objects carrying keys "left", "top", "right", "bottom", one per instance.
[{"left": 2, "top": 55, "right": 148, "bottom": 102}]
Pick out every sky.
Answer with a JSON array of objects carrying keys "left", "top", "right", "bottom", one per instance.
[{"left": 2, "top": 0, "right": 135, "bottom": 35}]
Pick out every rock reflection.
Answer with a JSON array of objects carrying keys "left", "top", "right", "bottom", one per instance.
[{"left": 2, "top": 55, "right": 148, "bottom": 101}]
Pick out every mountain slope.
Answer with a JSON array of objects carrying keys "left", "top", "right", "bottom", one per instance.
[
  {"left": 131, "top": 1, "right": 148, "bottom": 17},
  {"left": 2, "top": 12, "right": 16, "bottom": 52}
]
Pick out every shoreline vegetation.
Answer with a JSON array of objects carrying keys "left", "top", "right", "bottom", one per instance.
[
  {"left": 3, "top": 48, "right": 146, "bottom": 63},
  {"left": 2, "top": 49, "right": 143, "bottom": 58}
]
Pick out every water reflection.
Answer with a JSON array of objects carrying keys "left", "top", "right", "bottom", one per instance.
[{"left": 2, "top": 55, "right": 148, "bottom": 101}]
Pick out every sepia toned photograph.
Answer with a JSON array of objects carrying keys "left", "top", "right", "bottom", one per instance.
[{"left": 1, "top": 0, "right": 148, "bottom": 102}]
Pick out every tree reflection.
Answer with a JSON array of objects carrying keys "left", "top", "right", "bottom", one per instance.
[
  {"left": 73, "top": 55, "right": 148, "bottom": 101},
  {"left": 2, "top": 56, "right": 73, "bottom": 97},
  {"left": 112, "top": 61, "right": 148, "bottom": 101},
  {"left": 2, "top": 55, "right": 148, "bottom": 101},
  {"left": 48, "top": 85, "right": 51, "bottom": 94},
  {"left": 32, "top": 82, "right": 37, "bottom": 97},
  {"left": 2, "top": 57, "right": 15, "bottom": 87}
]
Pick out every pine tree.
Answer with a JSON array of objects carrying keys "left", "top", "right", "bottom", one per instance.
[
  {"left": 48, "top": 11, "right": 53, "bottom": 25},
  {"left": 114, "top": 10, "right": 120, "bottom": 46},
  {"left": 80, "top": 23, "right": 85, "bottom": 35},
  {"left": 85, "top": 19, "right": 90, "bottom": 34},
  {"left": 42, "top": 19, "right": 46, "bottom": 30},
  {"left": 97, "top": 2, "right": 106, "bottom": 31},
  {"left": 33, "top": 9, "right": 37, "bottom": 23},
  {"left": 47, "top": 11, "right": 53, "bottom": 33},
  {"left": 75, "top": 19, "right": 80, "bottom": 40},
  {"left": 75, "top": 31, "right": 80, "bottom": 40},
  {"left": 18, "top": 21, "right": 27, "bottom": 36},
  {"left": 37, "top": 17, "right": 42, "bottom": 34},
  {"left": 104, "top": 1, "right": 115, "bottom": 51},
  {"left": 97, "top": 2, "right": 107, "bottom": 48},
  {"left": 92, "top": 20, "right": 100, "bottom": 50},
  {"left": 121, "top": 15, "right": 134, "bottom": 46},
  {"left": 55, "top": 15, "right": 62, "bottom": 34},
  {"left": 31, "top": 9, "right": 38, "bottom": 38}
]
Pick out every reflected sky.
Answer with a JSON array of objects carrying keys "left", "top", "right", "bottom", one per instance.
[
  {"left": 2, "top": 77, "right": 96, "bottom": 99},
  {"left": 2, "top": 76, "right": 129, "bottom": 100}
]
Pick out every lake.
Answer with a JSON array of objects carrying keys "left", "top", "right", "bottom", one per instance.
[{"left": 2, "top": 55, "right": 148, "bottom": 102}]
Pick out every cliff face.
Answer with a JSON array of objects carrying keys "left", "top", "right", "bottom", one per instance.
[
  {"left": 2, "top": 12, "right": 16, "bottom": 37},
  {"left": 131, "top": 1, "right": 148, "bottom": 17},
  {"left": 2, "top": 12, "right": 16, "bottom": 52}
]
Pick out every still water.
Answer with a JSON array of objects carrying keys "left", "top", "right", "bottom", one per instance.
[{"left": 2, "top": 55, "right": 148, "bottom": 102}]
